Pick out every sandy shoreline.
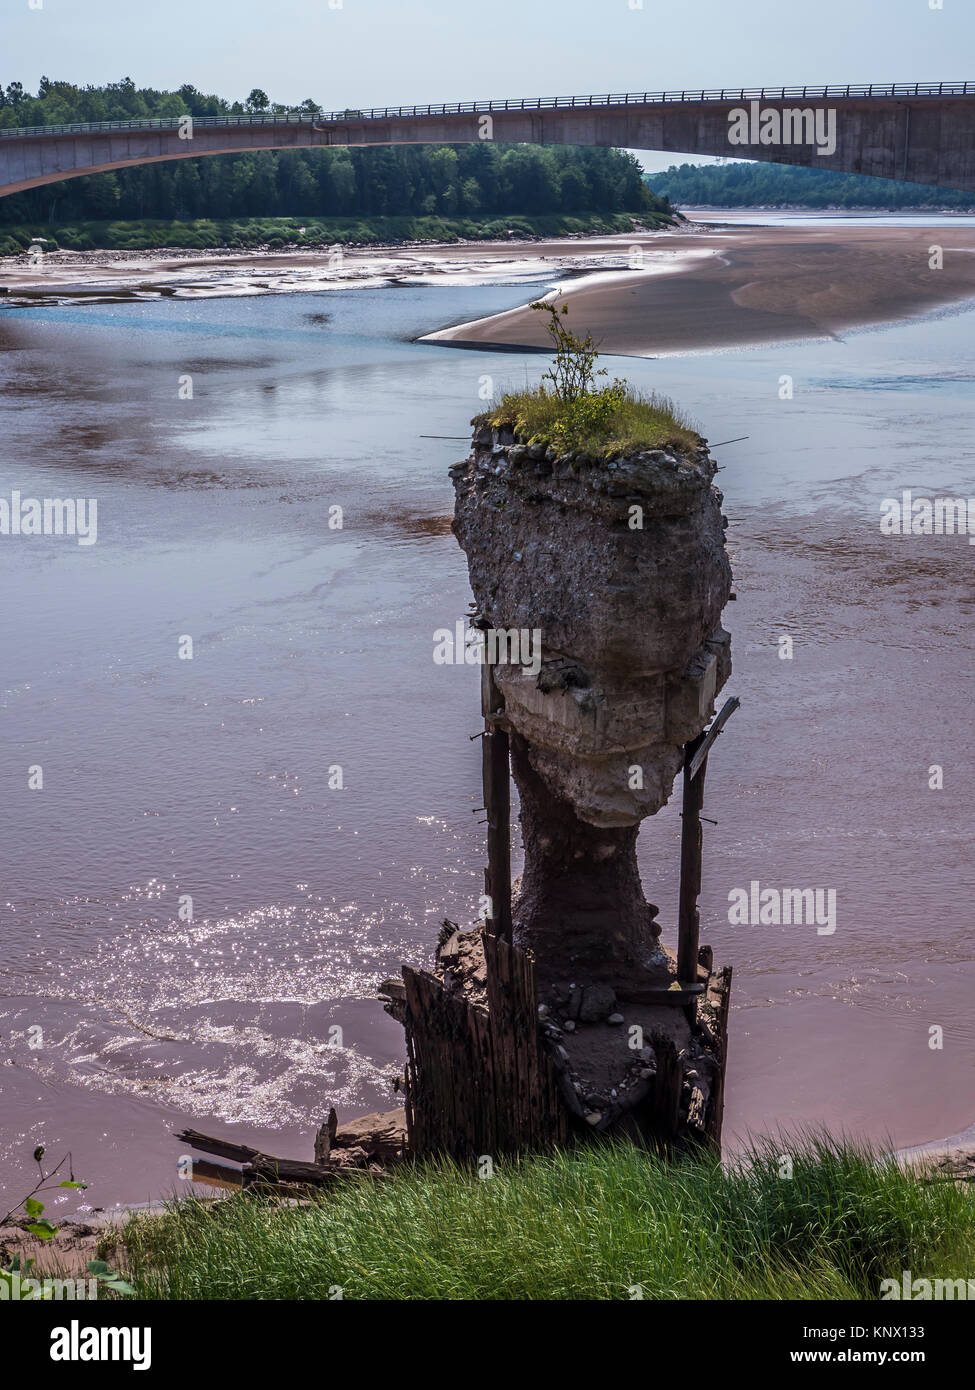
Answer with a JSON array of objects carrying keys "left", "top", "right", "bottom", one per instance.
[
  {"left": 0, "top": 231, "right": 709, "bottom": 307},
  {"left": 423, "top": 222, "right": 975, "bottom": 355},
  {"left": 5, "top": 221, "right": 975, "bottom": 354}
]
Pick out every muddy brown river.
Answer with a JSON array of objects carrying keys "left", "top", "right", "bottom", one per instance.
[{"left": 1, "top": 248, "right": 974, "bottom": 1214}]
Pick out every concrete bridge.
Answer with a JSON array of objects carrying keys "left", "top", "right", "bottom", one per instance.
[{"left": 2, "top": 82, "right": 975, "bottom": 198}]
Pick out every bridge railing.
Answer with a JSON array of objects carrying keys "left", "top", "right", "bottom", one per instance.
[{"left": 2, "top": 81, "right": 974, "bottom": 138}]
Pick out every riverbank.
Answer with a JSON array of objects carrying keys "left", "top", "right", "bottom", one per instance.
[
  {"left": 118, "top": 1140, "right": 975, "bottom": 1301},
  {"left": 0, "top": 223, "right": 697, "bottom": 308},
  {"left": 0, "top": 210, "right": 672, "bottom": 261},
  {"left": 422, "top": 221, "right": 975, "bottom": 354},
  {"left": 8, "top": 220, "right": 975, "bottom": 356},
  {"left": 10, "top": 1133, "right": 975, "bottom": 1300},
  {"left": 6, "top": 1124, "right": 974, "bottom": 1290}
]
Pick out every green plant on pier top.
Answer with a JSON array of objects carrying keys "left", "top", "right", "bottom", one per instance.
[{"left": 479, "top": 293, "right": 699, "bottom": 459}]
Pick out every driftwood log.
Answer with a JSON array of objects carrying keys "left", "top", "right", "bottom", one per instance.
[{"left": 174, "top": 1108, "right": 407, "bottom": 1193}]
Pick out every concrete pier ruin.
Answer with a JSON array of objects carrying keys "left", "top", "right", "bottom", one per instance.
[{"left": 385, "top": 418, "right": 737, "bottom": 1155}]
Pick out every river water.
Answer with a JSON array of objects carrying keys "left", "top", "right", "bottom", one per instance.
[{"left": 1, "top": 249, "right": 974, "bottom": 1213}]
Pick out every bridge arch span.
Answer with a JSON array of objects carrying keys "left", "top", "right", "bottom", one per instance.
[{"left": 1, "top": 84, "right": 974, "bottom": 198}]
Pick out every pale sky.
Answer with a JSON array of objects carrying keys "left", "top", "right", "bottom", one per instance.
[{"left": 4, "top": 0, "right": 972, "bottom": 172}]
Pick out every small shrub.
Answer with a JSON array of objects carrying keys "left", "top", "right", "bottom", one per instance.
[{"left": 481, "top": 294, "right": 698, "bottom": 458}]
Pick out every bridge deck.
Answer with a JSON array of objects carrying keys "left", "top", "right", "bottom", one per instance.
[{"left": 2, "top": 81, "right": 975, "bottom": 141}]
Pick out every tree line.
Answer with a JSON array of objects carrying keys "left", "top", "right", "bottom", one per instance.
[
  {"left": 0, "top": 77, "right": 667, "bottom": 226},
  {"left": 649, "top": 160, "right": 975, "bottom": 210}
]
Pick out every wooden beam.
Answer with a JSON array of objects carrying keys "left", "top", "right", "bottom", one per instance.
[
  {"left": 676, "top": 732, "right": 707, "bottom": 989},
  {"left": 480, "top": 653, "right": 512, "bottom": 942},
  {"left": 678, "top": 699, "right": 739, "bottom": 998},
  {"left": 175, "top": 1128, "right": 387, "bottom": 1190},
  {"left": 175, "top": 1128, "right": 260, "bottom": 1165},
  {"left": 687, "top": 696, "right": 740, "bottom": 780}
]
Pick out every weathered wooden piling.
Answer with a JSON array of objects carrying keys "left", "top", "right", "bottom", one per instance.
[
  {"left": 480, "top": 644, "right": 512, "bottom": 943},
  {"left": 397, "top": 931, "right": 568, "bottom": 1160},
  {"left": 677, "top": 697, "right": 740, "bottom": 1006}
]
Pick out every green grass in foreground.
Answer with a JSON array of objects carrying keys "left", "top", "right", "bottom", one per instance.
[
  {"left": 482, "top": 384, "right": 700, "bottom": 460},
  {"left": 0, "top": 210, "right": 668, "bottom": 258},
  {"left": 114, "top": 1136, "right": 974, "bottom": 1300}
]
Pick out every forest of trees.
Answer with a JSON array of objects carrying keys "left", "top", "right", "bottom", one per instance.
[
  {"left": 0, "top": 77, "right": 667, "bottom": 227},
  {"left": 649, "top": 160, "right": 975, "bottom": 210}
]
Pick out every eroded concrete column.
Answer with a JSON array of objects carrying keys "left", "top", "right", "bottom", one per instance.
[{"left": 451, "top": 423, "right": 732, "bottom": 995}]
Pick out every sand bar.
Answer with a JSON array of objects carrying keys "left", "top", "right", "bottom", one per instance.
[
  {"left": 0, "top": 232, "right": 708, "bottom": 305},
  {"left": 422, "top": 222, "right": 975, "bottom": 354},
  {"left": 5, "top": 222, "right": 975, "bottom": 354}
]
